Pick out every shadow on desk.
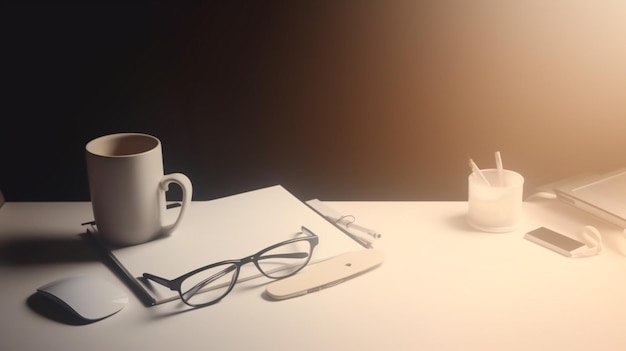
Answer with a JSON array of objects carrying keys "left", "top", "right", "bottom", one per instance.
[
  {"left": 444, "top": 213, "right": 474, "bottom": 232},
  {"left": 0, "top": 234, "right": 99, "bottom": 265}
]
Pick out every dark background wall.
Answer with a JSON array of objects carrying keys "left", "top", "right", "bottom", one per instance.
[{"left": 2, "top": 1, "right": 626, "bottom": 202}]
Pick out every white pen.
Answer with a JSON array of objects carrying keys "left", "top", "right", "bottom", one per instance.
[
  {"left": 495, "top": 151, "right": 504, "bottom": 186},
  {"left": 469, "top": 158, "right": 491, "bottom": 186},
  {"left": 326, "top": 215, "right": 381, "bottom": 247},
  {"left": 331, "top": 216, "right": 381, "bottom": 239}
]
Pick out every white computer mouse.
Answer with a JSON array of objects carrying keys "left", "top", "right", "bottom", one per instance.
[{"left": 36, "top": 276, "right": 129, "bottom": 321}]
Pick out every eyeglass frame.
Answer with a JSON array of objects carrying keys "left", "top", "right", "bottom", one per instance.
[{"left": 142, "top": 226, "right": 319, "bottom": 308}]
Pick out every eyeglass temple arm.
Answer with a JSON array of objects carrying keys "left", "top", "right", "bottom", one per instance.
[{"left": 143, "top": 273, "right": 176, "bottom": 290}]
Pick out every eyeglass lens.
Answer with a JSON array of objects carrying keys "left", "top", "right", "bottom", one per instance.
[
  {"left": 255, "top": 237, "right": 313, "bottom": 278},
  {"left": 181, "top": 262, "right": 238, "bottom": 306}
]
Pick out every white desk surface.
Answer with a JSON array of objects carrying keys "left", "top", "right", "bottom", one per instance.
[{"left": 2, "top": 199, "right": 626, "bottom": 350}]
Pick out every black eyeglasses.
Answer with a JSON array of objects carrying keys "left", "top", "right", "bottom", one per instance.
[{"left": 143, "top": 226, "right": 319, "bottom": 308}]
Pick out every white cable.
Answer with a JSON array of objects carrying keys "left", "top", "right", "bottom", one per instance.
[
  {"left": 570, "top": 225, "right": 602, "bottom": 258},
  {"left": 525, "top": 191, "right": 557, "bottom": 201},
  {"left": 527, "top": 191, "right": 602, "bottom": 258}
]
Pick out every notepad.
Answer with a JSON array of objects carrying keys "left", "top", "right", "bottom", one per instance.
[{"left": 88, "top": 185, "right": 365, "bottom": 305}]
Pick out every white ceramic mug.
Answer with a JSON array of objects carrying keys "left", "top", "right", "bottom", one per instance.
[{"left": 86, "top": 133, "right": 193, "bottom": 246}]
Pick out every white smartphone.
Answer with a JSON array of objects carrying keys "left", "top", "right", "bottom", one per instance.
[{"left": 524, "top": 227, "right": 586, "bottom": 257}]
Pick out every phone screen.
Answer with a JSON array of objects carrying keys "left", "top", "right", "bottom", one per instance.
[{"left": 526, "top": 227, "right": 585, "bottom": 252}]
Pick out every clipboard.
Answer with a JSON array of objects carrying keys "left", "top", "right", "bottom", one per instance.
[{"left": 86, "top": 185, "right": 365, "bottom": 306}]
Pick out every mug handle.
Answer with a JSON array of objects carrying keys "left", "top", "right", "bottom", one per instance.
[{"left": 159, "top": 173, "right": 193, "bottom": 235}]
